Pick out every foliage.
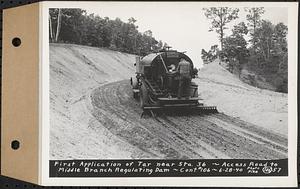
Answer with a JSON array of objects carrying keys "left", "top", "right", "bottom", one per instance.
[
  {"left": 248, "top": 20, "right": 288, "bottom": 92},
  {"left": 244, "top": 7, "right": 265, "bottom": 47},
  {"left": 201, "top": 49, "right": 209, "bottom": 63},
  {"left": 49, "top": 8, "right": 163, "bottom": 55},
  {"left": 201, "top": 45, "right": 220, "bottom": 63},
  {"left": 222, "top": 22, "right": 249, "bottom": 75},
  {"left": 203, "top": 7, "right": 239, "bottom": 50},
  {"left": 202, "top": 13, "right": 288, "bottom": 93}
]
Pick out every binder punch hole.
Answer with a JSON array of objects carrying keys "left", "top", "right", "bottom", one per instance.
[
  {"left": 11, "top": 140, "right": 20, "bottom": 150},
  {"left": 12, "top": 37, "right": 21, "bottom": 47}
]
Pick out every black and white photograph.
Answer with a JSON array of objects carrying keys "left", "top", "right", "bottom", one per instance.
[{"left": 44, "top": 1, "right": 297, "bottom": 185}]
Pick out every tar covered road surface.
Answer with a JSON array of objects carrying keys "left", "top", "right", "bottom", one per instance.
[{"left": 90, "top": 80, "right": 288, "bottom": 160}]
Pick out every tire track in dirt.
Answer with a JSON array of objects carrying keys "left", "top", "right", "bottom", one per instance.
[{"left": 90, "top": 79, "right": 287, "bottom": 159}]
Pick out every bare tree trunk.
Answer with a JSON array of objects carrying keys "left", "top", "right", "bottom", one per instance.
[
  {"left": 253, "top": 21, "right": 257, "bottom": 49},
  {"left": 262, "top": 43, "right": 267, "bottom": 61},
  {"left": 220, "top": 29, "right": 224, "bottom": 50},
  {"left": 219, "top": 8, "right": 224, "bottom": 51},
  {"left": 55, "top": 9, "right": 62, "bottom": 42},
  {"left": 266, "top": 39, "right": 270, "bottom": 60},
  {"left": 49, "top": 13, "right": 54, "bottom": 42}
]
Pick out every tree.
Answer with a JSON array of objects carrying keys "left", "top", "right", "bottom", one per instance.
[
  {"left": 232, "top": 22, "right": 248, "bottom": 35},
  {"left": 245, "top": 19, "right": 288, "bottom": 92},
  {"left": 55, "top": 9, "right": 62, "bottom": 42},
  {"left": 203, "top": 7, "right": 239, "bottom": 50},
  {"left": 223, "top": 22, "right": 249, "bottom": 75},
  {"left": 49, "top": 12, "right": 54, "bottom": 42},
  {"left": 261, "top": 21, "right": 286, "bottom": 60},
  {"left": 54, "top": 9, "right": 87, "bottom": 44},
  {"left": 201, "top": 49, "right": 209, "bottom": 63},
  {"left": 244, "top": 7, "right": 265, "bottom": 47},
  {"left": 256, "top": 20, "right": 274, "bottom": 61},
  {"left": 139, "top": 30, "right": 158, "bottom": 55},
  {"left": 127, "top": 17, "right": 138, "bottom": 52},
  {"left": 48, "top": 8, "right": 165, "bottom": 56},
  {"left": 201, "top": 45, "right": 220, "bottom": 64},
  {"left": 209, "top": 44, "right": 219, "bottom": 59},
  {"left": 128, "top": 17, "right": 137, "bottom": 24},
  {"left": 49, "top": 9, "right": 59, "bottom": 42},
  {"left": 273, "top": 23, "right": 288, "bottom": 53}
]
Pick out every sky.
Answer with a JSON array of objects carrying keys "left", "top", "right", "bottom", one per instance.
[{"left": 85, "top": 2, "right": 288, "bottom": 68}]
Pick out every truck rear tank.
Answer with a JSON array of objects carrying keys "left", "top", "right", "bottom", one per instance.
[{"left": 130, "top": 48, "right": 217, "bottom": 116}]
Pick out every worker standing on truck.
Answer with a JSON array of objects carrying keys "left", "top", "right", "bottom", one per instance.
[
  {"left": 177, "top": 58, "right": 192, "bottom": 99},
  {"left": 166, "top": 64, "right": 177, "bottom": 95}
]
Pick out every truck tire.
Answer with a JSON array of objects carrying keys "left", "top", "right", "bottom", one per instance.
[
  {"left": 131, "top": 77, "right": 138, "bottom": 89},
  {"left": 139, "top": 83, "right": 149, "bottom": 108},
  {"left": 133, "top": 91, "right": 138, "bottom": 99}
]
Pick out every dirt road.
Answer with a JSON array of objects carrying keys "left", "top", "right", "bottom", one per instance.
[
  {"left": 89, "top": 80, "right": 287, "bottom": 159},
  {"left": 49, "top": 44, "right": 287, "bottom": 160}
]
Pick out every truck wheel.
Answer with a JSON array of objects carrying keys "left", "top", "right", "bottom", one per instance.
[
  {"left": 131, "top": 76, "right": 138, "bottom": 89},
  {"left": 139, "top": 84, "right": 149, "bottom": 108},
  {"left": 133, "top": 91, "right": 138, "bottom": 99}
]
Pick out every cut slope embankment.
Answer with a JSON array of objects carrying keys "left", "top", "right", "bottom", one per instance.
[
  {"left": 50, "top": 43, "right": 139, "bottom": 159},
  {"left": 196, "top": 61, "right": 288, "bottom": 136}
]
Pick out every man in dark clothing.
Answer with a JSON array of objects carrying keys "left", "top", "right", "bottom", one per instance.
[{"left": 177, "top": 58, "right": 192, "bottom": 99}]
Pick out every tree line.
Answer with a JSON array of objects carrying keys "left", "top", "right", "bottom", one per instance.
[
  {"left": 201, "top": 7, "right": 288, "bottom": 93},
  {"left": 49, "top": 8, "right": 166, "bottom": 56}
]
